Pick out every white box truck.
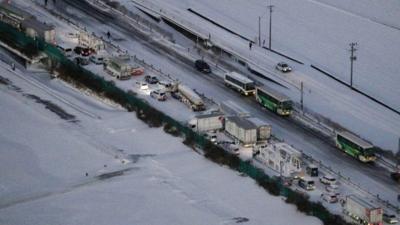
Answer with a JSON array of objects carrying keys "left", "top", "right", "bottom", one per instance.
[
  {"left": 343, "top": 195, "right": 383, "bottom": 225},
  {"left": 188, "top": 113, "right": 224, "bottom": 133},
  {"left": 225, "top": 116, "right": 257, "bottom": 146}
]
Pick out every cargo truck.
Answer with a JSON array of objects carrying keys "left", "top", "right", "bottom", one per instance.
[
  {"left": 172, "top": 84, "right": 205, "bottom": 111},
  {"left": 225, "top": 116, "right": 257, "bottom": 146},
  {"left": 104, "top": 58, "right": 131, "bottom": 80},
  {"left": 343, "top": 195, "right": 383, "bottom": 225},
  {"left": 188, "top": 112, "right": 224, "bottom": 133}
]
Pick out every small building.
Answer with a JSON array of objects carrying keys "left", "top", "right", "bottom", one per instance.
[
  {"left": 22, "top": 18, "right": 55, "bottom": 44},
  {"left": 257, "top": 142, "right": 302, "bottom": 177},
  {"left": 79, "top": 31, "right": 105, "bottom": 51},
  {"left": 0, "top": 2, "right": 55, "bottom": 44},
  {"left": 225, "top": 116, "right": 257, "bottom": 146},
  {"left": 0, "top": 2, "right": 32, "bottom": 29}
]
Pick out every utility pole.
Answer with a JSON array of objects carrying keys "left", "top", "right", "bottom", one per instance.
[
  {"left": 349, "top": 42, "right": 358, "bottom": 87},
  {"left": 267, "top": 5, "right": 274, "bottom": 50},
  {"left": 300, "top": 81, "right": 304, "bottom": 111},
  {"left": 258, "top": 16, "right": 261, "bottom": 46}
]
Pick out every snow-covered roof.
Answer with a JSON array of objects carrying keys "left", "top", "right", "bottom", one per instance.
[
  {"left": 337, "top": 131, "right": 373, "bottom": 149},
  {"left": 246, "top": 117, "right": 270, "bottom": 128},
  {"left": 256, "top": 86, "right": 291, "bottom": 103},
  {"left": 22, "top": 18, "right": 54, "bottom": 32},
  {"left": 225, "top": 71, "right": 254, "bottom": 84},
  {"left": 195, "top": 112, "right": 224, "bottom": 119},
  {"left": 226, "top": 116, "right": 257, "bottom": 130}
]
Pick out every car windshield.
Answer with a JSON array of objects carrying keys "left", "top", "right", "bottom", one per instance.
[
  {"left": 198, "top": 60, "right": 208, "bottom": 67},
  {"left": 282, "top": 101, "right": 293, "bottom": 110},
  {"left": 363, "top": 147, "right": 375, "bottom": 157},
  {"left": 245, "top": 83, "right": 255, "bottom": 90}
]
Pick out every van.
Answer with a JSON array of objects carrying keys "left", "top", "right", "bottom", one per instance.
[
  {"left": 57, "top": 45, "right": 73, "bottom": 57},
  {"left": 320, "top": 175, "right": 336, "bottom": 185},
  {"left": 90, "top": 55, "right": 105, "bottom": 65},
  {"left": 298, "top": 177, "right": 315, "bottom": 191},
  {"left": 383, "top": 213, "right": 398, "bottom": 224},
  {"left": 150, "top": 89, "right": 167, "bottom": 101}
]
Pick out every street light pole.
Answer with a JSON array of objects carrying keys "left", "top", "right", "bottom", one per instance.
[
  {"left": 267, "top": 5, "right": 274, "bottom": 50},
  {"left": 258, "top": 16, "right": 261, "bottom": 46},
  {"left": 349, "top": 42, "right": 358, "bottom": 88},
  {"left": 300, "top": 81, "right": 304, "bottom": 112}
]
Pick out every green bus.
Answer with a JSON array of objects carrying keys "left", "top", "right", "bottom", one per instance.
[
  {"left": 255, "top": 87, "right": 293, "bottom": 116},
  {"left": 335, "top": 131, "right": 376, "bottom": 162}
]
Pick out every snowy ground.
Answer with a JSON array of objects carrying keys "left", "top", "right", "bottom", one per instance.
[
  {"left": 0, "top": 0, "right": 400, "bottom": 221},
  {"left": 14, "top": 0, "right": 400, "bottom": 208},
  {"left": 119, "top": 0, "right": 400, "bottom": 152},
  {"left": 0, "top": 61, "right": 322, "bottom": 224}
]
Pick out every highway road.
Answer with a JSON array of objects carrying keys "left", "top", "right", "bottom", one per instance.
[{"left": 48, "top": 0, "right": 400, "bottom": 206}]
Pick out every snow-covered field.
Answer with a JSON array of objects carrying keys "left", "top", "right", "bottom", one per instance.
[
  {"left": 118, "top": 0, "right": 400, "bottom": 152},
  {"left": 0, "top": 61, "right": 322, "bottom": 224}
]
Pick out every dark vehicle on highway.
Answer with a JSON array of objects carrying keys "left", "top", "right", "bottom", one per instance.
[
  {"left": 74, "top": 46, "right": 94, "bottom": 56},
  {"left": 145, "top": 75, "right": 159, "bottom": 84},
  {"left": 391, "top": 172, "right": 400, "bottom": 182},
  {"left": 195, "top": 59, "right": 211, "bottom": 74},
  {"left": 75, "top": 56, "right": 90, "bottom": 66}
]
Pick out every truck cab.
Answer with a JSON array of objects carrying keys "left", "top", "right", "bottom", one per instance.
[{"left": 298, "top": 177, "right": 315, "bottom": 191}]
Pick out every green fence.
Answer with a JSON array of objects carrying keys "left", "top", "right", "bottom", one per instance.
[{"left": 0, "top": 20, "right": 350, "bottom": 225}]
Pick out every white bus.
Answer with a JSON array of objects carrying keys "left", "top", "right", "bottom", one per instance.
[{"left": 224, "top": 71, "right": 256, "bottom": 96}]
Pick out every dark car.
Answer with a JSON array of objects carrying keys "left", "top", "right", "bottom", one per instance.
[
  {"left": 276, "top": 62, "right": 292, "bottom": 73},
  {"left": 74, "top": 56, "right": 90, "bottom": 66},
  {"left": 74, "top": 46, "right": 94, "bottom": 57},
  {"left": 145, "top": 75, "right": 159, "bottom": 84},
  {"left": 391, "top": 172, "right": 400, "bottom": 182},
  {"left": 170, "top": 91, "right": 182, "bottom": 100},
  {"left": 195, "top": 59, "right": 211, "bottom": 74}
]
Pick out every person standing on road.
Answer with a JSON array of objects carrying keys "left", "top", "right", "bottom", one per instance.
[
  {"left": 11, "top": 63, "right": 15, "bottom": 71},
  {"left": 107, "top": 31, "right": 111, "bottom": 39},
  {"left": 249, "top": 41, "right": 252, "bottom": 50}
]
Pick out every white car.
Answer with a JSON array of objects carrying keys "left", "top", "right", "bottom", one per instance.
[
  {"left": 150, "top": 89, "right": 167, "bottom": 101},
  {"left": 204, "top": 132, "right": 217, "bottom": 143},
  {"left": 319, "top": 175, "right": 337, "bottom": 185},
  {"left": 325, "top": 184, "right": 339, "bottom": 193},
  {"left": 90, "top": 55, "right": 105, "bottom": 65},
  {"left": 276, "top": 62, "right": 292, "bottom": 73},
  {"left": 321, "top": 192, "right": 338, "bottom": 203},
  {"left": 383, "top": 213, "right": 398, "bottom": 224},
  {"left": 136, "top": 81, "right": 149, "bottom": 90}
]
